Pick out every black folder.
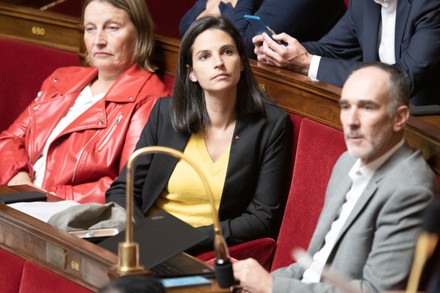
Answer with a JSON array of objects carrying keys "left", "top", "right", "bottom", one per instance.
[
  {"left": 98, "top": 210, "right": 214, "bottom": 278},
  {"left": 0, "top": 191, "right": 47, "bottom": 204}
]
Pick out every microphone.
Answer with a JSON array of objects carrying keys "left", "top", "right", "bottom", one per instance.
[
  {"left": 113, "top": 146, "right": 234, "bottom": 288},
  {"left": 406, "top": 199, "right": 440, "bottom": 293}
]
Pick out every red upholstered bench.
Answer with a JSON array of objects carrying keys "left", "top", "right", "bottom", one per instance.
[
  {"left": 0, "top": 38, "right": 80, "bottom": 132},
  {"left": 271, "top": 118, "right": 346, "bottom": 270},
  {"left": 19, "top": 261, "right": 93, "bottom": 293},
  {"left": 0, "top": 248, "right": 93, "bottom": 293},
  {"left": 0, "top": 249, "right": 26, "bottom": 293}
]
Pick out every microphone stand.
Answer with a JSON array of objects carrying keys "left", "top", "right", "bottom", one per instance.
[{"left": 112, "top": 146, "right": 234, "bottom": 288}]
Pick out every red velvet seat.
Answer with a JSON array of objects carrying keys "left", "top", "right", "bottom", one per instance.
[
  {"left": 161, "top": 74, "right": 175, "bottom": 93},
  {"left": 19, "top": 261, "right": 93, "bottom": 293},
  {"left": 271, "top": 118, "right": 346, "bottom": 271},
  {"left": 145, "top": 0, "right": 194, "bottom": 39},
  {"left": 0, "top": 38, "right": 80, "bottom": 132},
  {"left": 0, "top": 249, "right": 26, "bottom": 293}
]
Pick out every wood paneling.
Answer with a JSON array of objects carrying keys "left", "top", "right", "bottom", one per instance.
[{"left": 0, "top": 2, "right": 85, "bottom": 58}]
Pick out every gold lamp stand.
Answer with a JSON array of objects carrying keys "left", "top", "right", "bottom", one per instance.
[{"left": 111, "top": 146, "right": 230, "bottom": 277}]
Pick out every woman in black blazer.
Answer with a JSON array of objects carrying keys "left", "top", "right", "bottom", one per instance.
[{"left": 106, "top": 16, "right": 292, "bottom": 252}]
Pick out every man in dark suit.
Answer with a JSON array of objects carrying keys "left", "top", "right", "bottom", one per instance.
[
  {"left": 232, "top": 63, "right": 437, "bottom": 292},
  {"left": 252, "top": 0, "right": 440, "bottom": 106},
  {"left": 179, "top": 0, "right": 346, "bottom": 58}
]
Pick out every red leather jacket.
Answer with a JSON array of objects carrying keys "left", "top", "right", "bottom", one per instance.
[{"left": 0, "top": 65, "right": 170, "bottom": 203}]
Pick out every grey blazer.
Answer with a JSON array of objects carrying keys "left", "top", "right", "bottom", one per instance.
[{"left": 272, "top": 144, "right": 436, "bottom": 293}]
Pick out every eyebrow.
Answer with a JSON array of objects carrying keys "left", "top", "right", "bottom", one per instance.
[
  {"left": 194, "top": 43, "right": 235, "bottom": 54},
  {"left": 339, "top": 99, "right": 379, "bottom": 107},
  {"left": 358, "top": 100, "right": 380, "bottom": 107}
]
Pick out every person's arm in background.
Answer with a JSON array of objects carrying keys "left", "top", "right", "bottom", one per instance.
[
  {"left": 181, "top": 0, "right": 346, "bottom": 58},
  {"left": 179, "top": 0, "right": 241, "bottom": 36},
  {"left": 305, "top": 0, "right": 440, "bottom": 93},
  {"left": 223, "top": 0, "right": 346, "bottom": 58},
  {"left": 252, "top": 1, "right": 361, "bottom": 84},
  {"left": 179, "top": 0, "right": 253, "bottom": 38},
  {"left": 255, "top": 0, "right": 440, "bottom": 96}
]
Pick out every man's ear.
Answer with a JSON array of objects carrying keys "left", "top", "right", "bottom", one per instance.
[{"left": 393, "top": 105, "right": 409, "bottom": 132}]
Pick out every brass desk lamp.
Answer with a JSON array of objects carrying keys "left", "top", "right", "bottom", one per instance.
[{"left": 112, "top": 146, "right": 234, "bottom": 288}]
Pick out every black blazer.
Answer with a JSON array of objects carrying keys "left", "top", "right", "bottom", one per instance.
[
  {"left": 303, "top": 0, "right": 440, "bottom": 106},
  {"left": 106, "top": 97, "right": 292, "bottom": 247}
]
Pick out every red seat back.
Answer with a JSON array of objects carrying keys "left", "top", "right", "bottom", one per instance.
[
  {"left": 0, "top": 38, "right": 80, "bottom": 132},
  {"left": 271, "top": 118, "right": 346, "bottom": 271},
  {"left": 145, "top": 0, "right": 194, "bottom": 38},
  {"left": 19, "top": 261, "right": 93, "bottom": 293}
]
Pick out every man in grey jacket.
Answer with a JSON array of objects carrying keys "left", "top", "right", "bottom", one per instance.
[{"left": 232, "top": 63, "right": 437, "bottom": 293}]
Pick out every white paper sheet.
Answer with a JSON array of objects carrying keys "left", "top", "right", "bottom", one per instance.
[{"left": 8, "top": 200, "right": 80, "bottom": 223}]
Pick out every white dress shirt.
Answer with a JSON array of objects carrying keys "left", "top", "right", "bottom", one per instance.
[
  {"left": 308, "top": 0, "right": 398, "bottom": 80},
  {"left": 301, "top": 139, "right": 404, "bottom": 283}
]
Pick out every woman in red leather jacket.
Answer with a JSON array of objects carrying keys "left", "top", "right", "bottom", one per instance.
[{"left": 0, "top": 0, "right": 169, "bottom": 203}]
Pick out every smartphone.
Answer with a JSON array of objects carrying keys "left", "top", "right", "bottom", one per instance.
[
  {"left": 244, "top": 15, "right": 286, "bottom": 46},
  {"left": 160, "top": 276, "right": 212, "bottom": 288},
  {"left": 243, "top": 14, "right": 273, "bottom": 37}
]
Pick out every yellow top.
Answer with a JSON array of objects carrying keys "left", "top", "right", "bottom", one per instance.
[{"left": 150, "top": 131, "right": 230, "bottom": 227}]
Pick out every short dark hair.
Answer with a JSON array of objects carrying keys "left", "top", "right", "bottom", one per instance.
[
  {"left": 171, "top": 16, "right": 271, "bottom": 134},
  {"left": 98, "top": 275, "right": 165, "bottom": 293},
  {"left": 356, "top": 62, "right": 410, "bottom": 115},
  {"left": 82, "top": 0, "right": 156, "bottom": 71}
]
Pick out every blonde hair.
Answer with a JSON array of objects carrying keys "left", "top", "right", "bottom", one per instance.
[{"left": 83, "top": 0, "right": 157, "bottom": 71}]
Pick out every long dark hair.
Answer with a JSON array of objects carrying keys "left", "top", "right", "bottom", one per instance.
[{"left": 171, "top": 16, "right": 271, "bottom": 134}]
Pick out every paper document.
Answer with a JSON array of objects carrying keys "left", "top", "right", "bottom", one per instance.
[{"left": 8, "top": 200, "right": 80, "bottom": 222}]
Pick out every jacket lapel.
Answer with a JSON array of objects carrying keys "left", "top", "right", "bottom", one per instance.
[
  {"left": 337, "top": 180, "right": 378, "bottom": 242},
  {"left": 308, "top": 172, "right": 352, "bottom": 254},
  {"left": 395, "top": 0, "right": 411, "bottom": 59},
  {"left": 332, "top": 144, "right": 412, "bottom": 247},
  {"left": 142, "top": 129, "right": 189, "bottom": 213},
  {"left": 363, "top": 1, "right": 382, "bottom": 61}
]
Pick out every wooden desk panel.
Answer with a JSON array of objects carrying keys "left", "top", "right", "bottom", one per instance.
[
  {"left": 0, "top": 186, "right": 228, "bottom": 292},
  {"left": 0, "top": 194, "right": 116, "bottom": 290},
  {"left": 0, "top": 2, "right": 85, "bottom": 58}
]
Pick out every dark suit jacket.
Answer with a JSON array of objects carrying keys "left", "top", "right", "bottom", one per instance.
[
  {"left": 179, "top": 0, "right": 346, "bottom": 57},
  {"left": 272, "top": 144, "right": 436, "bottom": 292},
  {"left": 106, "top": 97, "right": 292, "bottom": 248},
  {"left": 303, "top": 0, "right": 440, "bottom": 106}
]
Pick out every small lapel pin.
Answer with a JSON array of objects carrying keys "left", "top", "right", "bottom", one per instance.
[{"left": 235, "top": 135, "right": 240, "bottom": 140}]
